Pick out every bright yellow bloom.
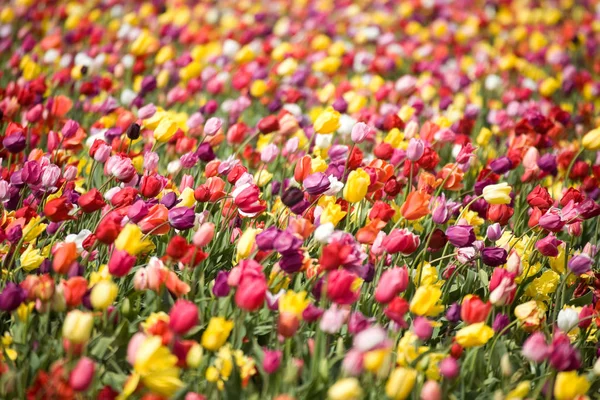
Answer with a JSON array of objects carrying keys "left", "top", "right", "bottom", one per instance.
[
  {"left": 153, "top": 117, "right": 179, "bottom": 143},
  {"left": 314, "top": 108, "right": 340, "bottom": 134},
  {"left": 482, "top": 182, "right": 512, "bottom": 204},
  {"left": 363, "top": 348, "right": 391, "bottom": 374},
  {"left": 506, "top": 381, "right": 531, "bottom": 400},
  {"left": 410, "top": 286, "right": 444, "bottom": 317},
  {"left": 134, "top": 336, "right": 183, "bottom": 397},
  {"left": 23, "top": 217, "right": 47, "bottom": 241},
  {"left": 525, "top": 270, "right": 559, "bottom": 302},
  {"left": 328, "top": 378, "right": 363, "bottom": 400},
  {"left": 62, "top": 310, "right": 94, "bottom": 343},
  {"left": 201, "top": 317, "right": 234, "bottom": 351},
  {"left": 279, "top": 290, "right": 310, "bottom": 319},
  {"left": 343, "top": 168, "right": 370, "bottom": 203},
  {"left": 178, "top": 187, "right": 196, "bottom": 208},
  {"left": 320, "top": 203, "right": 347, "bottom": 227},
  {"left": 554, "top": 371, "right": 590, "bottom": 400},
  {"left": 90, "top": 280, "right": 118, "bottom": 310},
  {"left": 539, "top": 77, "right": 560, "bottom": 97},
  {"left": 582, "top": 128, "right": 600, "bottom": 151},
  {"left": 455, "top": 322, "right": 494, "bottom": 348},
  {"left": 115, "top": 224, "right": 154, "bottom": 256},
  {"left": 20, "top": 245, "right": 45, "bottom": 272},
  {"left": 386, "top": 367, "right": 417, "bottom": 400},
  {"left": 236, "top": 228, "right": 260, "bottom": 260}
]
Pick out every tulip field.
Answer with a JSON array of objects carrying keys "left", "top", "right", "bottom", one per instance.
[{"left": 1, "top": 0, "right": 600, "bottom": 399}]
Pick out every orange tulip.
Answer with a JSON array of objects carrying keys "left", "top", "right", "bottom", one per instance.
[
  {"left": 400, "top": 191, "right": 431, "bottom": 220},
  {"left": 436, "top": 164, "right": 464, "bottom": 191},
  {"left": 62, "top": 277, "right": 88, "bottom": 307},
  {"left": 138, "top": 204, "right": 170, "bottom": 235},
  {"left": 417, "top": 172, "right": 441, "bottom": 193},
  {"left": 294, "top": 155, "right": 312, "bottom": 183},
  {"left": 356, "top": 219, "right": 386, "bottom": 245},
  {"left": 52, "top": 242, "right": 79, "bottom": 274}
]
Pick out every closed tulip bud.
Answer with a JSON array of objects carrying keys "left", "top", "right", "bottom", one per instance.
[
  {"left": 90, "top": 281, "right": 118, "bottom": 310},
  {"left": 582, "top": 128, "right": 600, "bottom": 151},
  {"left": 374, "top": 267, "right": 408, "bottom": 303},
  {"left": 193, "top": 222, "right": 215, "bottom": 247},
  {"left": 482, "top": 182, "right": 512, "bottom": 205},
  {"left": 406, "top": 138, "right": 425, "bottom": 162},
  {"left": 69, "top": 357, "right": 95, "bottom": 392},
  {"left": 204, "top": 117, "right": 222, "bottom": 136},
  {"left": 420, "top": 381, "right": 441, "bottom": 400},
  {"left": 278, "top": 312, "right": 300, "bottom": 338},
  {"left": 350, "top": 122, "right": 372, "bottom": 143},
  {"left": 169, "top": 299, "right": 199, "bottom": 335},
  {"left": 201, "top": 317, "right": 234, "bottom": 351},
  {"left": 328, "top": 378, "right": 363, "bottom": 400},
  {"left": 126, "top": 123, "right": 141, "bottom": 140},
  {"left": 386, "top": 367, "right": 417, "bottom": 400},
  {"left": 412, "top": 317, "right": 433, "bottom": 341},
  {"left": 63, "top": 310, "right": 94, "bottom": 344},
  {"left": 108, "top": 250, "right": 136, "bottom": 277},
  {"left": 343, "top": 168, "right": 370, "bottom": 203},
  {"left": 263, "top": 349, "right": 283, "bottom": 374},
  {"left": 439, "top": 357, "right": 459, "bottom": 379},
  {"left": 186, "top": 343, "right": 203, "bottom": 368}
]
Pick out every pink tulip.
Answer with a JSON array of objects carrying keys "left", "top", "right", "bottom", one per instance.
[{"left": 69, "top": 357, "right": 95, "bottom": 392}]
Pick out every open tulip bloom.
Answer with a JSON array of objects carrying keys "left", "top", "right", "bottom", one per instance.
[{"left": 2, "top": 1, "right": 600, "bottom": 399}]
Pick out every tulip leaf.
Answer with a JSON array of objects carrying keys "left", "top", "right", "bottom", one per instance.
[
  {"left": 569, "top": 291, "right": 593, "bottom": 306},
  {"left": 90, "top": 337, "right": 113, "bottom": 358}
]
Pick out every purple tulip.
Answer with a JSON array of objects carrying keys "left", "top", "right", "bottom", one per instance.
[
  {"left": 486, "top": 223, "right": 502, "bottom": 241},
  {"left": 490, "top": 156, "right": 513, "bottom": 174},
  {"left": 273, "top": 231, "right": 302, "bottom": 255},
  {"left": 303, "top": 172, "right": 330, "bottom": 196},
  {"left": 255, "top": 226, "right": 280, "bottom": 251},
  {"left": 568, "top": 253, "right": 593, "bottom": 275},
  {"left": 279, "top": 251, "right": 304, "bottom": 273},
  {"left": 481, "top": 247, "right": 508, "bottom": 266},
  {"left": 212, "top": 271, "right": 231, "bottom": 297},
  {"left": 3, "top": 132, "right": 26, "bottom": 153},
  {"left": 445, "top": 225, "right": 476, "bottom": 248},
  {"left": 0, "top": 283, "right": 26, "bottom": 311},
  {"left": 168, "top": 207, "right": 196, "bottom": 230}
]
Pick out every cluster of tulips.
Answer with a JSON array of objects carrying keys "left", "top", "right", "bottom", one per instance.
[{"left": 2, "top": 0, "right": 600, "bottom": 399}]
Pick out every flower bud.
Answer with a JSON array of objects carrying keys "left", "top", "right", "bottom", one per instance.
[
  {"left": 62, "top": 310, "right": 94, "bottom": 344},
  {"left": 69, "top": 357, "right": 95, "bottom": 392}
]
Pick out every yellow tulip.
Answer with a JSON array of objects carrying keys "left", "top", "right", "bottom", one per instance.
[
  {"left": 90, "top": 280, "right": 118, "bottom": 310},
  {"left": 20, "top": 245, "right": 45, "bottom": 272},
  {"left": 582, "top": 128, "right": 600, "bottom": 151},
  {"left": 386, "top": 367, "right": 417, "bottom": 400},
  {"left": 115, "top": 224, "right": 154, "bottom": 256},
  {"left": 328, "top": 378, "right": 363, "bottom": 400},
  {"left": 455, "top": 322, "right": 494, "bottom": 348},
  {"left": 153, "top": 117, "right": 179, "bottom": 143},
  {"left": 201, "top": 317, "right": 234, "bottom": 351},
  {"left": 279, "top": 291, "right": 310, "bottom": 318},
  {"left": 62, "top": 310, "right": 94, "bottom": 343},
  {"left": 134, "top": 336, "right": 183, "bottom": 396},
  {"left": 343, "top": 168, "right": 370, "bottom": 203},
  {"left": 236, "top": 228, "right": 260, "bottom": 260},
  {"left": 482, "top": 182, "right": 512, "bottom": 205},
  {"left": 314, "top": 108, "right": 341, "bottom": 134},
  {"left": 410, "top": 286, "right": 444, "bottom": 317},
  {"left": 554, "top": 371, "right": 590, "bottom": 400}
]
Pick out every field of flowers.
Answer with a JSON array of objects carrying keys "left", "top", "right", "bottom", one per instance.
[{"left": 1, "top": 0, "right": 600, "bottom": 399}]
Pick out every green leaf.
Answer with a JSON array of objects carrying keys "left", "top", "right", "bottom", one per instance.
[
  {"left": 569, "top": 291, "right": 593, "bottom": 306},
  {"left": 90, "top": 337, "right": 113, "bottom": 358}
]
